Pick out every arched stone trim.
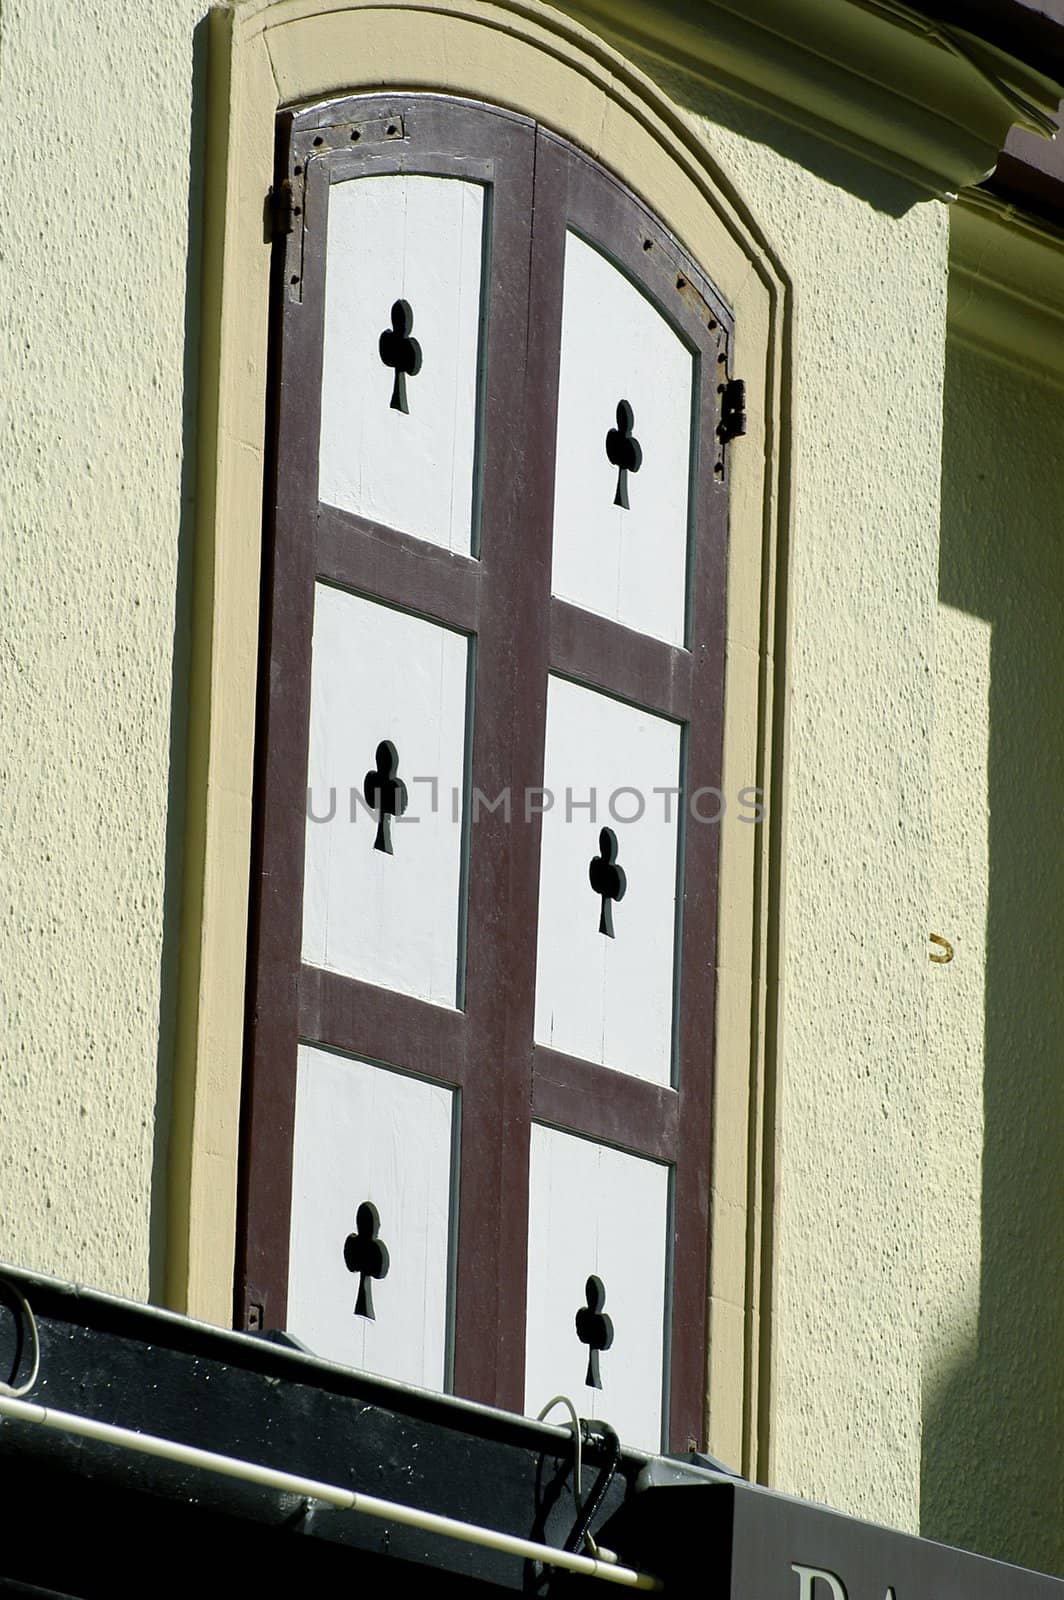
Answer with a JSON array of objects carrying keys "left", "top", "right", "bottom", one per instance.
[{"left": 171, "top": 0, "right": 791, "bottom": 1479}]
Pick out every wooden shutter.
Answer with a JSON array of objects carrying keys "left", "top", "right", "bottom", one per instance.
[{"left": 239, "top": 94, "right": 735, "bottom": 1453}]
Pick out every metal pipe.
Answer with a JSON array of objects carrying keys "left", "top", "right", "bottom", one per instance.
[{"left": 0, "top": 1394, "right": 661, "bottom": 1591}]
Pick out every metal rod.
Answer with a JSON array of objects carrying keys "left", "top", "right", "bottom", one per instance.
[{"left": 0, "top": 1394, "right": 661, "bottom": 1591}]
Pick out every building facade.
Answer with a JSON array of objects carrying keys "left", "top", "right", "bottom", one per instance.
[{"left": 0, "top": 0, "right": 1061, "bottom": 1581}]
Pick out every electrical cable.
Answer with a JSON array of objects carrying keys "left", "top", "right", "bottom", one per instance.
[
  {"left": 566, "top": 1421, "right": 622, "bottom": 1558},
  {"left": 0, "top": 1279, "right": 40, "bottom": 1398},
  {"left": 536, "top": 1394, "right": 585, "bottom": 1527},
  {"left": 536, "top": 1395, "right": 622, "bottom": 1564}
]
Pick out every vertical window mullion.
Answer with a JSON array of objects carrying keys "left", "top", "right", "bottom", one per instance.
[{"left": 441, "top": 111, "right": 542, "bottom": 1410}]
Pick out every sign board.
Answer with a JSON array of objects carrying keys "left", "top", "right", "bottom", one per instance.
[{"left": 614, "top": 1477, "right": 1064, "bottom": 1598}]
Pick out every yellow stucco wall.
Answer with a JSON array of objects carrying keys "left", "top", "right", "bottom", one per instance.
[
  {"left": 3, "top": 0, "right": 1057, "bottom": 1570},
  {"left": 924, "top": 321, "right": 1064, "bottom": 1575},
  {"left": 640, "top": 67, "right": 948, "bottom": 1533},
  {"left": 0, "top": 0, "right": 211, "bottom": 1298}
]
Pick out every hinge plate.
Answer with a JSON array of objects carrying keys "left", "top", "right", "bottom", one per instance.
[
  {"left": 718, "top": 377, "right": 747, "bottom": 445},
  {"left": 267, "top": 177, "right": 301, "bottom": 238},
  {"left": 272, "top": 112, "right": 407, "bottom": 302},
  {"left": 267, "top": 167, "right": 308, "bottom": 302}
]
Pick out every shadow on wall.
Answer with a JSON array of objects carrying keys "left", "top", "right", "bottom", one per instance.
[
  {"left": 923, "top": 335, "right": 1064, "bottom": 1574},
  {"left": 600, "top": 44, "right": 933, "bottom": 218}
]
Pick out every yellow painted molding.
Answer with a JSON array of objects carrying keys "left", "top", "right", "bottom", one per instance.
[
  {"left": 949, "top": 193, "right": 1064, "bottom": 387},
  {"left": 552, "top": 0, "right": 1062, "bottom": 197}
]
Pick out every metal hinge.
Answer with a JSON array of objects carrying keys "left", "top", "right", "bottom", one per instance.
[
  {"left": 718, "top": 378, "right": 747, "bottom": 445},
  {"left": 266, "top": 169, "right": 308, "bottom": 301},
  {"left": 267, "top": 177, "right": 302, "bottom": 238}
]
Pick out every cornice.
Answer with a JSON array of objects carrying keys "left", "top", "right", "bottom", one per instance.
[
  {"left": 550, "top": 0, "right": 1064, "bottom": 197},
  {"left": 948, "top": 191, "right": 1064, "bottom": 385}
]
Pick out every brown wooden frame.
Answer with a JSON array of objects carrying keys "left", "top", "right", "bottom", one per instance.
[{"left": 237, "top": 92, "right": 734, "bottom": 1452}]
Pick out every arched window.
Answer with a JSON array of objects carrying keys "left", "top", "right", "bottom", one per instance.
[{"left": 237, "top": 92, "right": 743, "bottom": 1454}]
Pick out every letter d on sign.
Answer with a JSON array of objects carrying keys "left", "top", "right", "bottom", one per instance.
[{"left": 792, "top": 1565, "right": 848, "bottom": 1600}]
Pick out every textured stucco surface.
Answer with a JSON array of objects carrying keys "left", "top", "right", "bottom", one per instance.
[
  {"left": 0, "top": 0, "right": 208, "bottom": 1297},
  {"left": 637, "top": 60, "right": 949, "bottom": 1533},
  {"left": 8, "top": 0, "right": 1057, "bottom": 1571},
  {"left": 716, "top": 138, "right": 944, "bottom": 1538},
  {"left": 923, "top": 335, "right": 1064, "bottom": 1575}
]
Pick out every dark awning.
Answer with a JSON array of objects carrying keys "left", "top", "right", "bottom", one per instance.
[{"left": 0, "top": 1268, "right": 1060, "bottom": 1598}]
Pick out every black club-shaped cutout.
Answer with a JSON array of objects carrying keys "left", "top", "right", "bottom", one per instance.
[
  {"left": 589, "top": 826, "right": 627, "bottom": 938},
  {"left": 363, "top": 739, "right": 409, "bottom": 855},
  {"left": 343, "top": 1201, "right": 391, "bottom": 1320},
  {"left": 605, "top": 399, "right": 643, "bottom": 509},
  {"left": 575, "top": 1274, "right": 614, "bottom": 1390},
  {"left": 378, "top": 298, "right": 423, "bottom": 413}
]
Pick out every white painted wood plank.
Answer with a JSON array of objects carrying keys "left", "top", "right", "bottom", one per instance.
[
  {"left": 551, "top": 232, "right": 695, "bottom": 645},
  {"left": 302, "top": 584, "right": 470, "bottom": 1007},
  {"left": 524, "top": 1125, "right": 669, "bottom": 1452},
  {"left": 287, "top": 1044, "right": 455, "bottom": 1391},
  {"left": 319, "top": 173, "right": 485, "bottom": 554},
  {"left": 534, "top": 676, "right": 681, "bottom": 1084}
]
